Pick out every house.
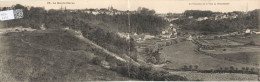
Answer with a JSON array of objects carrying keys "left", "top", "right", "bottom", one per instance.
[
  {"left": 144, "top": 35, "right": 155, "bottom": 40},
  {"left": 39, "top": 24, "right": 46, "bottom": 30},
  {"left": 117, "top": 32, "right": 130, "bottom": 40},
  {"left": 161, "top": 33, "right": 172, "bottom": 39},
  {"left": 245, "top": 29, "right": 252, "bottom": 34},
  {"left": 197, "top": 17, "right": 208, "bottom": 21},
  {"left": 161, "top": 26, "right": 178, "bottom": 39},
  {"left": 132, "top": 34, "right": 145, "bottom": 42},
  {"left": 253, "top": 31, "right": 260, "bottom": 34},
  {"left": 92, "top": 11, "right": 99, "bottom": 15},
  {"left": 162, "top": 31, "right": 166, "bottom": 34},
  {"left": 187, "top": 35, "right": 193, "bottom": 41},
  {"left": 188, "top": 16, "right": 193, "bottom": 19},
  {"left": 229, "top": 13, "right": 238, "bottom": 19},
  {"left": 133, "top": 33, "right": 138, "bottom": 36},
  {"left": 213, "top": 14, "right": 228, "bottom": 20}
]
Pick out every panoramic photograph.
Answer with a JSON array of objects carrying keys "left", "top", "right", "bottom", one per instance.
[{"left": 0, "top": 0, "right": 259, "bottom": 81}]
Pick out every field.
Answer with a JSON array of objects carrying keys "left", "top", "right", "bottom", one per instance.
[
  {"left": 227, "top": 35, "right": 260, "bottom": 45},
  {"left": 197, "top": 39, "right": 244, "bottom": 46},
  {"left": 201, "top": 45, "right": 260, "bottom": 66},
  {"left": 160, "top": 35, "right": 260, "bottom": 80},
  {"left": 161, "top": 41, "right": 257, "bottom": 70},
  {"left": 198, "top": 35, "right": 260, "bottom": 66}
]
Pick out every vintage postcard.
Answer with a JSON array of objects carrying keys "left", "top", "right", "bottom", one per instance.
[{"left": 0, "top": 0, "right": 259, "bottom": 81}]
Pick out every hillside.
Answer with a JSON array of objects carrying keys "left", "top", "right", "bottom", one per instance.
[
  {"left": 0, "top": 29, "right": 133, "bottom": 81},
  {"left": 0, "top": 28, "right": 189, "bottom": 81}
]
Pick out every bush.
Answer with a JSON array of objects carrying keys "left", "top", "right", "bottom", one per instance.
[
  {"left": 182, "top": 65, "right": 188, "bottom": 71},
  {"left": 114, "top": 64, "right": 188, "bottom": 81},
  {"left": 92, "top": 57, "right": 102, "bottom": 65},
  {"left": 194, "top": 65, "right": 199, "bottom": 70}
]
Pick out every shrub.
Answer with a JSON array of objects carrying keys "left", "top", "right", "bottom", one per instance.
[
  {"left": 114, "top": 64, "right": 188, "bottom": 81},
  {"left": 224, "top": 67, "right": 229, "bottom": 72},
  {"left": 163, "top": 74, "right": 188, "bottom": 81},
  {"left": 194, "top": 65, "right": 199, "bottom": 70},
  {"left": 189, "top": 65, "right": 193, "bottom": 70},
  {"left": 250, "top": 68, "right": 255, "bottom": 72},
  {"left": 182, "top": 65, "right": 188, "bottom": 71},
  {"left": 246, "top": 67, "right": 249, "bottom": 71},
  {"left": 91, "top": 57, "right": 102, "bottom": 65}
]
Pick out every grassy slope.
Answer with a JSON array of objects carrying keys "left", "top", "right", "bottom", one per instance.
[
  {"left": 0, "top": 29, "right": 132, "bottom": 81},
  {"left": 202, "top": 47, "right": 259, "bottom": 66}
]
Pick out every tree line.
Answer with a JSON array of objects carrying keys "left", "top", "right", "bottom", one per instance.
[
  {"left": 1, "top": 4, "right": 168, "bottom": 35},
  {"left": 180, "top": 65, "right": 259, "bottom": 75}
]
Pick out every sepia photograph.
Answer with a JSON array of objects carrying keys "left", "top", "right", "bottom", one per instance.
[{"left": 0, "top": 0, "right": 260, "bottom": 81}]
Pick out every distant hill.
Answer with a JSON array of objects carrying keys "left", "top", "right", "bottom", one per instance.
[{"left": 172, "top": 9, "right": 259, "bottom": 33}]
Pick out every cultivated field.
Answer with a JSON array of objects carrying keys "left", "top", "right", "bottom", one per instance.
[
  {"left": 201, "top": 46, "right": 260, "bottom": 66},
  {"left": 160, "top": 35, "right": 260, "bottom": 80}
]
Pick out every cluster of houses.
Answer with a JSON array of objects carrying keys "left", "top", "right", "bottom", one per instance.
[
  {"left": 192, "top": 28, "right": 260, "bottom": 40},
  {"left": 194, "top": 13, "right": 238, "bottom": 21},
  {"left": 160, "top": 12, "right": 241, "bottom": 22},
  {"left": 63, "top": 6, "right": 137, "bottom": 15},
  {"left": 117, "top": 32, "right": 156, "bottom": 42},
  {"left": 245, "top": 29, "right": 260, "bottom": 34},
  {"left": 160, "top": 24, "right": 178, "bottom": 40},
  {"left": 117, "top": 24, "right": 178, "bottom": 43},
  {"left": 158, "top": 13, "right": 184, "bottom": 22},
  {"left": 117, "top": 32, "right": 130, "bottom": 40}
]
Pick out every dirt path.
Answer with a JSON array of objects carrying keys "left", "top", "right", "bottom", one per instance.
[{"left": 72, "top": 30, "right": 140, "bottom": 66}]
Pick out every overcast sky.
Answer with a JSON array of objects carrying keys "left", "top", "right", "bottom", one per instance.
[{"left": 0, "top": 0, "right": 259, "bottom": 13}]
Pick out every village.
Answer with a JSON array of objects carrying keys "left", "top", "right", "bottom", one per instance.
[{"left": 159, "top": 11, "right": 249, "bottom": 22}]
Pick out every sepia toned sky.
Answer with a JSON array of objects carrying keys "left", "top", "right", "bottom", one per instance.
[{"left": 0, "top": 0, "right": 259, "bottom": 13}]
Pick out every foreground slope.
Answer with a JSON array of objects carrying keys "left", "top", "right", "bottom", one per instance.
[{"left": 0, "top": 29, "right": 132, "bottom": 81}]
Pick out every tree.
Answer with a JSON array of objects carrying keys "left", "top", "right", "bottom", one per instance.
[
  {"left": 89, "top": 8, "right": 95, "bottom": 14},
  {"left": 235, "top": 68, "right": 239, "bottom": 71},
  {"left": 242, "top": 67, "right": 246, "bottom": 73},
  {"left": 194, "top": 65, "right": 199, "bottom": 70},
  {"left": 184, "top": 10, "right": 213, "bottom": 18},
  {"left": 230, "top": 66, "right": 234, "bottom": 70},
  {"left": 224, "top": 67, "right": 229, "bottom": 72},
  {"left": 247, "top": 41, "right": 255, "bottom": 45},
  {"left": 250, "top": 68, "right": 255, "bottom": 72},
  {"left": 219, "top": 67, "right": 223, "bottom": 70},
  {"left": 183, "top": 65, "right": 188, "bottom": 70},
  {"left": 14, "top": 4, "right": 26, "bottom": 9},
  {"left": 92, "top": 57, "right": 102, "bottom": 65},
  {"left": 189, "top": 65, "right": 193, "bottom": 70},
  {"left": 246, "top": 67, "right": 249, "bottom": 72},
  {"left": 137, "top": 7, "right": 156, "bottom": 15}
]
